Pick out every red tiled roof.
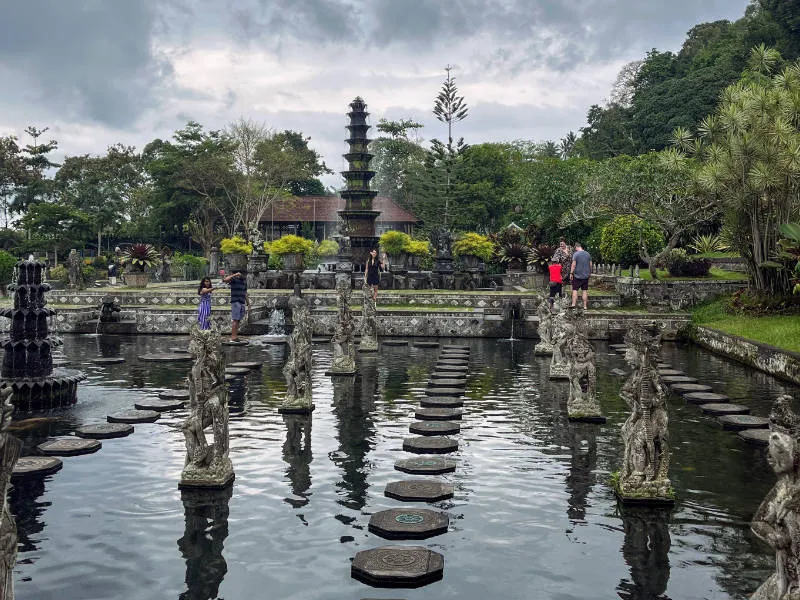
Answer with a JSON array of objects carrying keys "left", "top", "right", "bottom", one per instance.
[{"left": 263, "top": 196, "right": 418, "bottom": 224}]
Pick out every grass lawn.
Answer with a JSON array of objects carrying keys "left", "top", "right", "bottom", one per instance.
[
  {"left": 626, "top": 267, "right": 747, "bottom": 282},
  {"left": 692, "top": 298, "right": 800, "bottom": 353}
]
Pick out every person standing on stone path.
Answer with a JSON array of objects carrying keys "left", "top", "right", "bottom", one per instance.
[
  {"left": 570, "top": 242, "right": 592, "bottom": 310},
  {"left": 364, "top": 248, "right": 384, "bottom": 302},
  {"left": 551, "top": 237, "right": 573, "bottom": 282},
  {"left": 548, "top": 257, "right": 563, "bottom": 308},
  {"left": 223, "top": 271, "right": 249, "bottom": 341},
  {"left": 197, "top": 277, "right": 213, "bottom": 330}
]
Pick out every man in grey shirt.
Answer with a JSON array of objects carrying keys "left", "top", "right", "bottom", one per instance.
[{"left": 570, "top": 242, "right": 593, "bottom": 310}]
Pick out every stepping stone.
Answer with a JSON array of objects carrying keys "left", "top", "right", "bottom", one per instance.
[
  {"left": 107, "top": 409, "right": 160, "bottom": 424},
  {"left": 90, "top": 357, "right": 125, "bottom": 364},
  {"left": 430, "top": 371, "right": 466, "bottom": 380},
  {"left": 413, "top": 341, "right": 439, "bottom": 348},
  {"left": 684, "top": 391, "right": 730, "bottom": 405},
  {"left": 159, "top": 389, "right": 190, "bottom": 400},
  {"left": 436, "top": 365, "right": 469, "bottom": 373},
  {"left": 426, "top": 387, "right": 466, "bottom": 397},
  {"left": 403, "top": 436, "right": 458, "bottom": 454},
  {"left": 415, "top": 407, "right": 462, "bottom": 421},
  {"left": 384, "top": 479, "right": 455, "bottom": 502},
  {"left": 38, "top": 438, "right": 101, "bottom": 456},
  {"left": 440, "top": 350, "right": 469, "bottom": 356},
  {"left": 409, "top": 421, "right": 461, "bottom": 436},
  {"left": 170, "top": 348, "right": 190, "bottom": 354},
  {"left": 225, "top": 367, "right": 251, "bottom": 376},
  {"left": 658, "top": 369, "right": 684, "bottom": 376},
  {"left": 610, "top": 368, "right": 627, "bottom": 377},
  {"left": 395, "top": 456, "right": 457, "bottom": 475},
  {"left": 662, "top": 375, "right": 699, "bottom": 384},
  {"left": 428, "top": 379, "right": 466, "bottom": 388},
  {"left": 420, "top": 396, "right": 464, "bottom": 408},
  {"left": 12, "top": 456, "right": 63, "bottom": 480},
  {"left": 228, "top": 361, "right": 262, "bottom": 370},
  {"left": 439, "top": 354, "right": 469, "bottom": 361},
  {"left": 442, "top": 344, "right": 469, "bottom": 350},
  {"left": 311, "top": 337, "right": 331, "bottom": 343},
  {"left": 76, "top": 423, "right": 134, "bottom": 439},
  {"left": 699, "top": 403, "right": 751, "bottom": 416},
  {"left": 438, "top": 358, "right": 468, "bottom": 364},
  {"left": 135, "top": 399, "right": 185, "bottom": 411},
  {"left": 351, "top": 545, "right": 444, "bottom": 588},
  {"left": 222, "top": 339, "right": 249, "bottom": 346},
  {"left": 670, "top": 383, "right": 713, "bottom": 394},
  {"left": 437, "top": 362, "right": 468, "bottom": 369},
  {"left": 138, "top": 353, "right": 194, "bottom": 362},
  {"left": 383, "top": 340, "right": 409, "bottom": 346},
  {"left": 657, "top": 362, "right": 671, "bottom": 368},
  {"left": 718, "top": 415, "right": 769, "bottom": 431},
  {"left": 368, "top": 509, "right": 449, "bottom": 540},
  {"left": 738, "top": 428, "right": 770, "bottom": 446}
]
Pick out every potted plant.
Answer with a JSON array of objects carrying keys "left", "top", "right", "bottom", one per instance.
[
  {"left": 453, "top": 233, "right": 494, "bottom": 270},
  {"left": 121, "top": 243, "right": 159, "bottom": 287},
  {"left": 379, "top": 231, "right": 411, "bottom": 270},
  {"left": 271, "top": 234, "right": 314, "bottom": 270},
  {"left": 220, "top": 236, "right": 253, "bottom": 271},
  {"left": 405, "top": 239, "right": 430, "bottom": 270}
]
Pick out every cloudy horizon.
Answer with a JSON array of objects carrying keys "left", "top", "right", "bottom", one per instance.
[{"left": 0, "top": 0, "right": 751, "bottom": 188}]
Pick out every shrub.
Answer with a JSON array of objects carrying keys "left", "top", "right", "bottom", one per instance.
[
  {"left": 316, "top": 239, "right": 339, "bottom": 257},
  {"left": 688, "top": 233, "right": 728, "bottom": 254},
  {"left": 379, "top": 231, "right": 411, "bottom": 255},
  {"left": 662, "top": 248, "right": 712, "bottom": 277},
  {"left": 406, "top": 239, "right": 431, "bottom": 257},
  {"left": 93, "top": 255, "right": 108, "bottom": 268},
  {"left": 0, "top": 250, "right": 16, "bottom": 287},
  {"left": 600, "top": 215, "right": 664, "bottom": 265},
  {"left": 527, "top": 243, "right": 556, "bottom": 274},
  {"left": 270, "top": 234, "right": 314, "bottom": 256},
  {"left": 49, "top": 265, "right": 67, "bottom": 281},
  {"left": 120, "top": 243, "right": 160, "bottom": 272},
  {"left": 452, "top": 233, "right": 494, "bottom": 262},
  {"left": 82, "top": 264, "right": 96, "bottom": 283},
  {"left": 220, "top": 236, "right": 253, "bottom": 255}
]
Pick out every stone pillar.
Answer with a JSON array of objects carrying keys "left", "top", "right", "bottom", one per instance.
[
  {"left": 564, "top": 307, "right": 604, "bottom": 422},
  {"left": 0, "top": 387, "right": 21, "bottom": 600},
  {"left": 209, "top": 247, "right": 219, "bottom": 277},
  {"left": 279, "top": 296, "right": 314, "bottom": 414},
  {"left": 358, "top": 282, "right": 378, "bottom": 352}
]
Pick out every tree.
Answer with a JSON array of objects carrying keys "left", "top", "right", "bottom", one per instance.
[
  {"left": 0, "top": 135, "right": 25, "bottom": 228},
  {"left": 17, "top": 202, "right": 92, "bottom": 258},
  {"left": 559, "top": 132, "right": 578, "bottom": 159},
  {"left": 370, "top": 118, "right": 426, "bottom": 208},
  {"left": 450, "top": 143, "right": 515, "bottom": 231}
]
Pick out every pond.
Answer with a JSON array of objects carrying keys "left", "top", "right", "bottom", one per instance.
[{"left": 9, "top": 334, "right": 797, "bottom": 600}]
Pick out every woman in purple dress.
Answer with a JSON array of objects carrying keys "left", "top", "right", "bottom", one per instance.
[{"left": 197, "top": 277, "right": 213, "bottom": 330}]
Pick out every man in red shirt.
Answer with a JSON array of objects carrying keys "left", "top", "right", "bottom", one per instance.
[{"left": 548, "top": 257, "right": 563, "bottom": 307}]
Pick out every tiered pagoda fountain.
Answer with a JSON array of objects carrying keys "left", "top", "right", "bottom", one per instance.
[
  {"left": 339, "top": 97, "right": 379, "bottom": 271},
  {"left": 0, "top": 257, "right": 83, "bottom": 410}
]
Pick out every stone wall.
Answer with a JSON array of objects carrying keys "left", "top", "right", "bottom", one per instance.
[
  {"left": 691, "top": 325, "right": 800, "bottom": 386},
  {"left": 614, "top": 277, "right": 745, "bottom": 310}
]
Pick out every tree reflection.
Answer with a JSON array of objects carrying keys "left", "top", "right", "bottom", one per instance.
[
  {"left": 282, "top": 413, "right": 312, "bottom": 508},
  {"left": 616, "top": 505, "right": 671, "bottom": 600}
]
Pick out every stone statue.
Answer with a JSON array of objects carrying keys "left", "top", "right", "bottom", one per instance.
[
  {"left": 328, "top": 275, "right": 356, "bottom": 374},
  {"left": 156, "top": 249, "right": 171, "bottom": 283},
  {"left": 66, "top": 249, "right": 84, "bottom": 290},
  {"left": 750, "top": 395, "right": 800, "bottom": 600},
  {"left": 280, "top": 296, "right": 314, "bottom": 413},
  {"left": 249, "top": 225, "right": 265, "bottom": 256},
  {"left": 180, "top": 325, "right": 234, "bottom": 488},
  {"left": 549, "top": 298, "right": 571, "bottom": 379},
  {"left": 534, "top": 298, "right": 554, "bottom": 355},
  {"left": 0, "top": 386, "right": 21, "bottom": 600},
  {"left": 358, "top": 281, "right": 378, "bottom": 352},
  {"left": 99, "top": 296, "right": 122, "bottom": 323},
  {"left": 564, "top": 307, "right": 603, "bottom": 422},
  {"left": 616, "top": 324, "right": 671, "bottom": 501},
  {"left": 431, "top": 227, "right": 453, "bottom": 258}
]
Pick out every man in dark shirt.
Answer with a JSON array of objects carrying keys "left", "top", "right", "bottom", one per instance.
[
  {"left": 570, "top": 242, "right": 593, "bottom": 310},
  {"left": 223, "top": 271, "right": 249, "bottom": 341}
]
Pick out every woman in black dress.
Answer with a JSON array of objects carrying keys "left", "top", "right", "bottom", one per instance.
[{"left": 364, "top": 248, "right": 384, "bottom": 301}]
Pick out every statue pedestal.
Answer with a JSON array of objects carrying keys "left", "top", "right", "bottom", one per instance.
[
  {"left": 534, "top": 342, "right": 553, "bottom": 355},
  {"left": 614, "top": 480, "right": 675, "bottom": 506},
  {"left": 179, "top": 458, "right": 235, "bottom": 490},
  {"left": 278, "top": 402, "right": 315, "bottom": 415},
  {"left": 549, "top": 362, "right": 570, "bottom": 379}
]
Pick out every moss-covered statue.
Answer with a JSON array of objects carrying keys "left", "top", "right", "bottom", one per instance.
[
  {"left": 750, "top": 395, "right": 800, "bottom": 600},
  {"left": 280, "top": 296, "right": 314, "bottom": 413},
  {"left": 549, "top": 298, "right": 571, "bottom": 379},
  {"left": 0, "top": 386, "right": 21, "bottom": 600},
  {"left": 564, "top": 307, "right": 603, "bottom": 422},
  {"left": 534, "top": 298, "right": 554, "bottom": 355},
  {"left": 358, "top": 281, "right": 378, "bottom": 352},
  {"left": 328, "top": 275, "right": 356, "bottom": 375}
]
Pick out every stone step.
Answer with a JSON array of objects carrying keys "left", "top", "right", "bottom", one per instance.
[
  {"left": 670, "top": 383, "right": 714, "bottom": 394},
  {"left": 38, "top": 438, "right": 101, "bottom": 456},
  {"left": 351, "top": 546, "right": 444, "bottom": 587},
  {"left": 699, "top": 403, "right": 750, "bottom": 416},
  {"left": 684, "top": 392, "right": 730, "bottom": 405},
  {"left": 415, "top": 407, "right": 463, "bottom": 421},
  {"left": 368, "top": 508, "right": 449, "bottom": 540},
  {"left": 384, "top": 479, "right": 454, "bottom": 502},
  {"left": 738, "top": 428, "right": 770, "bottom": 446},
  {"left": 12, "top": 456, "right": 63, "bottom": 480},
  {"left": 718, "top": 415, "right": 769, "bottom": 431},
  {"left": 76, "top": 423, "right": 134, "bottom": 439},
  {"left": 394, "top": 456, "right": 457, "bottom": 475},
  {"left": 426, "top": 387, "right": 467, "bottom": 397},
  {"left": 403, "top": 436, "right": 459, "bottom": 454},
  {"left": 420, "top": 397, "right": 464, "bottom": 408},
  {"left": 135, "top": 399, "right": 185, "bottom": 411},
  {"left": 409, "top": 421, "right": 461, "bottom": 436},
  {"left": 107, "top": 409, "right": 160, "bottom": 424}
]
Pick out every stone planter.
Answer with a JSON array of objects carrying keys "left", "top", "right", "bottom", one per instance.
[
  {"left": 124, "top": 271, "right": 150, "bottom": 288},
  {"left": 406, "top": 254, "right": 422, "bottom": 270},
  {"left": 280, "top": 252, "right": 305, "bottom": 271},
  {"left": 460, "top": 254, "right": 483, "bottom": 271},
  {"left": 224, "top": 253, "right": 248, "bottom": 272},
  {"left": 387, "top": 252, "right": 408, "bottom": 272}
]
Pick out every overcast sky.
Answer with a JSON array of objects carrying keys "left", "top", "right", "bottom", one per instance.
[{"left": 0, "top": 0, "right": 751, "bottom": 188}]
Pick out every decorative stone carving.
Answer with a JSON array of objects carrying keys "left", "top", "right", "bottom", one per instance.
[
  {"left": 328, "top": 275, "right": 356, "bottom": 375},
  {"left": 750, "top": 395, "right": 800, "bottom": 600},
  {"left": 615, "top": 324, "right": 672, "bottom": 502},
  {"left": 180, "top": 325, "right": 234, "bottom": 489},
  {"left": 358, "top": 281, "right": 379, "bottom": 352},
  {"left": 549, "top": 298, "right": 571, "bottom": 379},
  {"left": 534, "top": 298, "right": 554, "bottom": 355},
  {"left": 564, "top": 307, "right": 604, "bottom": 422},
  {"left": 279, "top": 296, "right": 314, "bottom": 413},
  {"left": 0, "top": 386, "right": 21, "bottom": 600},
  {"left": 66, "top": 249, "right": 84, "bottom": 290}
]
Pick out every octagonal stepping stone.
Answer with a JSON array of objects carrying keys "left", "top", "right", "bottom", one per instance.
[
  {"left": 409, "top": 421, "right": 461, "bottom": 436},
  {"left": 436, "top": 364, "right": 469, "bottom": 373},
  {"left": 430, "top": 371, "right": 466, "bottom": 380},
  {"left": 385, "top": 479, "right": 454, "bottom": 502},
  {"left": 76, "top": 423, "right": 134, "bottom": 439},
  {"left": 351, "top": 545, "right": 444, "bottom": 588},
  {"left": 229, "top": 361, "right": 262, "bottom": 370},
  {"left": 222, "top": 339, "right": 249, "bottom": 346},
  {"left": 311, "top": 336, "right": 331, "bottom": 343},
  {"left": 90, "top": 357, "right": 126, "bottom": 365},
  {"left": 610, "top": 344, "right": 627, "bottom": 351},
  {"left": 135, "top": 399, "right": 185, "bottom": 411},
  {"left": 657, "top": 362, "right": 671, "bottom": 368},
  {"left": 662, "top": 375, "right": 699, "bottom": 384},
  {"left": 383, "top": 340, "right": 409, "bottom": 346},
  {"left": 369, "top": 509, "right": 449, "bottom": 540},
  {"left": 439, "top": 354, "right": 469, "bottom": 361},
  {"left": 426, "top": 387, "right": 466, "bottom": 397},
  {"left": 159, "top": 389, "right": 190, "bottom": 400},
  {"left": 738, "top": 428, "right": 770, "bottom": 446},
  {"left": 403, "top": 436, "right": 458, "bottom": 454},
  {"left": 225, "top": 367, "right": 252, "bottom": 376},
  {"left": 684, "top": 391, "right": 730, "bottom": 405},
  {"left": 138, "top": 353, "right": 194, "bottom": 362},
  {"left": 38, "top": 438, "right": 101, "bottom": 456},
  {"left": 658, "top": 369, "right": 684, "bottom": 376},
  {"left": 413, "top": 341, "right": 439, "bottom": 348},
  {"left": 12, "top": 456, "right": 63, "bottom": 480},
  {"left": 670, "top": 383, "right": 714, "bottom": 394},
  {"left": 395, "top": 456, "right": 457, "bottom": 475},
  {"left": 443, "top": 344, "right": 469, "bottom": 350},
  {"left": 699, "top": 403, "right": 750, "bottom": 416},
  {"left": 718, "top": 414, "right": 769, "bottom": 431},
  {"left": 107, "top": 409, "right": 160, "bottom": 424},
  {"left": 438, "top": 358, "right": 468, "bottom": 364},
  {"left": 415, "top": 407, "right": 462, "bottom": 421},
  {"left": 440, "top": 349, "right": 469, "bottom": 355},
  {"left": 420, "top": 396, "right": 464, "bottom": 408},
  {"left": 428, "top": 379, "right": 466, "bottom": 388}
]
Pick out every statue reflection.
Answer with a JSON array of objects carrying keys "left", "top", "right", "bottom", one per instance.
[
  {"left": 616, "top": 505, "right": 671, "bottom": 600},
  {"left": 227, "top": 377, "right": 247, "bottom": 417},
  {"left": 9, "top": 477, "right": 49, "bottom": 553},
  {"left": 566, "top": 421, "right": 597, "bottom": 523},
  {"left": 177, "top": 486, "right": 232, "bottom": 600},
  {"left": 282, "top": 413, "right": 312, "bottom": 509}
]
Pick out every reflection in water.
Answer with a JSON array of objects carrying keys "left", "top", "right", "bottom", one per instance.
[
  {"left": 9, "top": 477, "right": 49, "bottom": 553},
  {"left": 177, "top": 486, "right": 232, "bottom": 600},
  {"left": 566, "top": 422, "right": 597, "bottom": 523},
  {"left": 228, "top": 378, "right": 247, "bottom": 417},
  {"left": 617, "top": 505, "right": 671, "bottom": 600},
  {"left": 282, "top": 414, "right": 312, "bottom": 509}
]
